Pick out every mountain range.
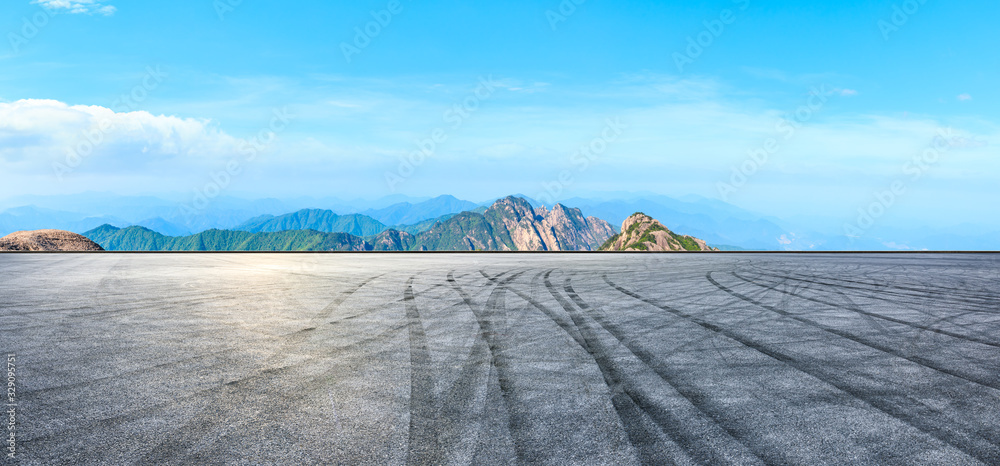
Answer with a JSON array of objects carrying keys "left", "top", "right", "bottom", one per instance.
[
  {"left": 4, "top": 191, "right": 997, "bottom": 250},
  {"left": 84, "top": 197, "right": 621, "bottom": 252}
]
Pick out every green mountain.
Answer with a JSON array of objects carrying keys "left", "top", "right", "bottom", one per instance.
[
  {"left": 85, "top": 224, "right": 413, "bottom": 251},
  {"left": 393, "top": 213, "right": 460, "bottom": 235},
  {"left": 84, "top": 197, "right": 616, "bottom": 251},
  {"left": 235, "top": 209, "right": 389, "bottom": 237},
  {"left": 598, "top": 213, "right": 717, "bottom": 251}
]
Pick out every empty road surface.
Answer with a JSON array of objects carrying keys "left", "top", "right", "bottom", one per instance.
[{"left": 2, "top": 253, "right": 999, "bottom": 465}]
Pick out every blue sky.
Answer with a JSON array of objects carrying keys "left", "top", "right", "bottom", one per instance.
[{"left": 0, "top": 0, "right": 997, "bottom": 230}]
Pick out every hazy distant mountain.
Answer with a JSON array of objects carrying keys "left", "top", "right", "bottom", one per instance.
[
  {"left": 235, "top": 209, "right": 389, "bottom": 237},
  {"left": 362, "top": 195, "right": 479, "bottom": 225},
  {"left": 134, "top": 218, "right": 191, "bottom": 237},
  {"left": 0, "top": 206, "right": 127, "bottom": 237},
  {"left": 412, "top": 196, "right": 616, "bottom": 251},
  {"left": 599, "top": 213, "right": 716, "bottom": 251}
]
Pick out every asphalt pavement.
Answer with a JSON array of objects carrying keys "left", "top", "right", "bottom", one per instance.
[{"left": 2, "top": 253, "right": 999, "bottom": 465}]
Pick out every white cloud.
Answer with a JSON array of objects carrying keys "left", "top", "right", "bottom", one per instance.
[
  {"left": 957, "top": 93, "right": 972, "bottom": 101},
  {"left": 31, "top": 0, "right": 116, "bottom": 16},
  {"left": 838, "top": 89, "right": 858, "bottom": 96},
  {"left": 0, "top": 99, "right": 239, "bottom": 171}
]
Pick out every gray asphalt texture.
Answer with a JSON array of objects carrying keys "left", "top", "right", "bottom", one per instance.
[{"left": 2, "top": 253, "right": 1000, "bottom": 465}]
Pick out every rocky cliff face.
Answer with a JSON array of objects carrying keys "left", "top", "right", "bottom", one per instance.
[
  {"left": 0, "top": 229, "right": 104, "bottom": 251},
  {"left": 369, "top": 229, "right": 416, "bottom": 251},
  {"left": 599, "top": 213, "right": 716, "bottom": 252},
  {"left": 414, "top": 196, "right": 616, "bottom": 251}
]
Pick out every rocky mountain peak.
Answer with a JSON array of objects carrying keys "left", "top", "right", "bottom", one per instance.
[
  {"left": 600, "top": 213, "right": 716, "bottom": 252},
  {"left": 487, "top": 196, "right": 537, "bottom": 220}
]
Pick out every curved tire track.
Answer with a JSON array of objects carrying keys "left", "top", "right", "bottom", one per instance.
[{"left": 603, "top": 273, "right": 1000, "bottom": 464}]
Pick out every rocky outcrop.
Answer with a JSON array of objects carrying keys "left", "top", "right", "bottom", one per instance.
[
  {"left": 369, "top": 229, "right": 416, "bottom": 251},
  {"left": 0, "top": 229, "right": 104, "bottom": 251},
  {"left": 414, "top": 196, "right": 617, "bottom": 251},
  {"left": 599, "top": 213, "right": 716, "bottom": 251}
]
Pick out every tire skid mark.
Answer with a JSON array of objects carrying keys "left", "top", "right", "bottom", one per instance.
[
  {"left": 313, "top": 273, "right": 386, "bottom": 324},
  {"left": 18, "top": 267, "right": 402, "bottom": 457},
  {"left": 791, "top": 263, "right": 999, "bottom": 301},
  {"left": 788, "top": 275, "right": 1000, "bottom": 365},
  {"left": 752, "top": 266, "right": 1000, "bottom": 328},
  {"left": 483, "top": 270, "right": 589, "bottom": 350},
  {"left": 240, "top": 273, "right": 389, "bottom": 377},
  {"left": 708, "top": 272, "right": 1000, "bottom": 392},
  {"left": 22, "top": 316, "right": 409, "bottom": 448},
  {"left": 597, "top": 272, "right": 793, "bottom": 364},
  {"left": 478, "top": 269, "right": 509, "bottom": 283},
  {"left": 134, "top": 318, "right": 413, "bottom": 464},
  {"left": 747, "top": 265, "right": 999, "bottom": 309},
  {"left": 403, "top": 276, "right": 442, "bottom": 466},
  {"left": 475, "top": 269, "right": 545, "bottom": 463},
  {"left": 518, "top": 270, "right": 676, "bottom": 464},
  {"left": 547, "top": 271, "right": 768, "bottom": 465},
  {"left": 767, "top": 269, "right": 1000, "bottom": 314},
  {"left": 436, "top": 269, "right": 515, "bottom": 465},
  {"left": 733, "top": 272, "right": 1000, "bottom": 351},
  {"left": 605, "top": 273, "right": 1000, "bottom": 464},
  {"left": 563, "top": 277, "right": 777, "bottom": 462},
  {"left": 20, "top": 347, "right": 242, "bottom": 398},
  {"left": 514, "top": 270, "right": 696, "bottom": 464},
  {"left": 483, "top": 271, "right": 644, "bottom": 464}
]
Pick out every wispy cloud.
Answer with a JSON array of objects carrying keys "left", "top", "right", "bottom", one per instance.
[
  {"left": 957, "top": 93, "right": 972, "bottom": 101},
  {"left": 31, "top": 0, "right": 116, "bottom": 16}
]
